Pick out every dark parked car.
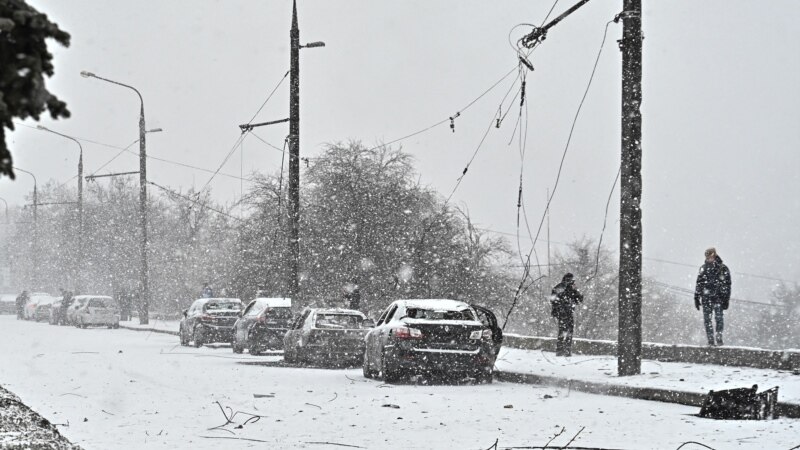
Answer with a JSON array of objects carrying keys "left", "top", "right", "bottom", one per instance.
[
  {"left": 179, "top": 298, "right": 243, "bottom": 347},
  {"left": 232, "top": 297, "right": 293, "bottom": 355},
  {"left": 283, "top": 308, "right": 374, "bottom": 366},
  {"left": 363, "top": 299, "right": 502, "bottom": 383}
]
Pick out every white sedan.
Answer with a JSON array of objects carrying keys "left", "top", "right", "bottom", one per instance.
[{"left": 73, "top": 295, "right": 120, "bottom": 329}]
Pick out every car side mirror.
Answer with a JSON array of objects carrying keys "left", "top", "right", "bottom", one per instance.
[
  {"left": 183, "top": 309, "right": 188, "bottom": 318},
  {"left": 238, "top": 311, "right": 243, "bottom": 317},
  {"left": 362, "top": 319, "right": 376, "bottom": 328}
]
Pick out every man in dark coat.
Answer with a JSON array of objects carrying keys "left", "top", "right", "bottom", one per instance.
[
  {"left": 550, "top": 273, "right": 584, "bottom": 356},
  {"left": 694, "top": 247, "right": 732, "bottom": 346},
  {"left": 15, "top": 290, "right": 29, "bottom": 319}
]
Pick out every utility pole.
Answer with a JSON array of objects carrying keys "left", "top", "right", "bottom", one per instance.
[
  {"left": 81, "top": 71, "right": 151, "bottom": 325},
  {"left": 36, "top": 126, "right": 84, "bottom": 292},
  {"left": 13, "top": 167, "right": 37, "bottom": 288},
  {"left": 288, "top": 0, "right": 301, "bottom": 306},
  {"left": 617, "top": 0, "right": 643, "bottom": 376},
  {"left": 285, "top": 0, "right": 324, "bottom": 308}
]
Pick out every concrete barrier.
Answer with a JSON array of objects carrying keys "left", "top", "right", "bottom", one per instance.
[{"left": 503, "top": 334, "right": 800, "bottom": 371}]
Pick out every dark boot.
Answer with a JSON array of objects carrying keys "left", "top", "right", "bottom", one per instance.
[
  {"left": 715, "top": 332, "right": 723, "bottom": 346},
  {"left": 555, "top": 338, "right": 564, "bottom": 356},
  {"left": 564, "top": 333, "right": 573, "bottom": 357}
]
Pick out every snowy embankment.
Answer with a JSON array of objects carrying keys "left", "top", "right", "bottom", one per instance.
[
  {"left": 1, "top": 316, "right": 799, "bottom": 449},
  {"left": 119, "top": 319, "right": 180, "bottom": 335},
  {"left": 496, "top": 347, "right": 800, "bottom": 406},
  {"left": 0, "top": 384, "right": 79, "bottom": 449}
]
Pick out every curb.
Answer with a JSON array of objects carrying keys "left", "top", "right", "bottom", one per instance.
[
  {"left": 495, "top": 370, "right": 800, "bottom": 418},
  {"left": 119, "top": 324, "right": 179, "bottom": 336}
]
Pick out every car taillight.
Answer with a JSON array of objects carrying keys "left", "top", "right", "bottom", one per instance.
[
  {"left": 470, "top": 329, "right": 494, "bottom": 340},
  {"left": 199, "top": 314, "right": 213, "bottom": 322},
  {"left": 393, "top": 327, "right": 423, "bottom": 339}
]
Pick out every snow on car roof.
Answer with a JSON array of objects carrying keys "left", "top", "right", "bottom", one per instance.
[
  {"left": 0, "top": 294, "right": 16, "bottom": 303},
  {"left": 396, "top": 299, "right": 472, "bottom": 311},
  {"left": 311, "top": 308, "right": 366, "bottom": 317},
  {"left": 73, "top": 295, "right": 113, "bottom": 300},
  {"left": 253, "top": 297, "right": 291, "bottom": 308},
  {"left": 195, "top": 297, "right": 241, "bottom": 304}
]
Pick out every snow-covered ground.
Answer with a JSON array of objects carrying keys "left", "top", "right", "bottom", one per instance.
[{"left": 1, "top": 316, "right": 798, "bottom": 449}]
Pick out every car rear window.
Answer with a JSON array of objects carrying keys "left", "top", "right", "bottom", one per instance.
[
  {"left": 88, "top": 298, "right": 117, "bottom": 308},
  {"left": 314, "top": 314, "right": 364, "bottom": 329},
  {"left": 405, "top": 308, "right": 476, "bottom": 321},
  {"left": 266, "top": 307, "right": 293, "bottom": 320},
  {"left": 206, "top": 301, "right": 241, "bottom": 311}
]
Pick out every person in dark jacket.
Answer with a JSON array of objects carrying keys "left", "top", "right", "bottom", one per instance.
[
  {"left": 694, "top": 247, "right": 732, "bottom": 346},
  {"left": 550, "top": 273, "right": 584, "bottom": 356},
  {"left": 343, "top": 278, "right": 361, "bottom": 311},
  {"left": 16, "top": 290, "right": 29, "bottom": 320}
]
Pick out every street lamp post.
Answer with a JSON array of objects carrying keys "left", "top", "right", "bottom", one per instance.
[
  {"left": 36, "top": 126, "right": 84, "bottom": 292},
  {"left": 81, "top": 70, "right": 151, "bottom": 325},
  {"left": 288, "top": 0, "right": 324, "bottom": 308},
  {"left": 12, "top": 167, "right": 37, "bottom": 288}
]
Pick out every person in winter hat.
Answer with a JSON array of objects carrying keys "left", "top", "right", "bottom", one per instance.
[
  {"left": 550, "top": 273, "right": 584, "bottom": 356},
  {"left": 694, "top": 247, "right": 732, "bottom": 346}
]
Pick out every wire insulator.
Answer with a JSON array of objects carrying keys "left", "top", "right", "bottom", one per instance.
[{"left": 449, "top": 112, "right": 461, "bottom": 133}]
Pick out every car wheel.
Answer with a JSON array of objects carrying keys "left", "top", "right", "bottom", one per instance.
[
  {"left": 283, "top": 347, "right": 295, "bottom": 364},
  {"left": 381, "top": 351, "right": 401, "bottom": 383},
  {"left": 362, "top": 354, "right": 375, "bottom": 379},
  {"left": 193, "top": 326, "right": 205, "bottom": 348},
  {"left": 249, "top": 343, "right": 262, "bottom": 356},
  {"left": 113, "top": 323, "right": 120, "bottom": 329},
  {"left": 179, "top": 326, "right": 189, "bottom": 346},
  {"left": 475, "top": 367, "right": 494, "bottom": 384}
]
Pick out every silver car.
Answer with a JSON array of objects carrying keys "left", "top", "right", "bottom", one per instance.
[{"left": 73, "top": 295, "right": 120, "bottom": 329}]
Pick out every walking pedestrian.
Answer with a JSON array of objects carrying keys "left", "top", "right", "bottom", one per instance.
[
  {"left": 694, "top": 247, "right": 732, "bottom": 346},
  {"left": 15, "top": 290, "right": 29, "bottom": 320},
  {"left": 343, "top": 277, "right": 361, "bottom": 311},
  {"left": 550, "top": 273, "right": 584, "bottom": 356}
]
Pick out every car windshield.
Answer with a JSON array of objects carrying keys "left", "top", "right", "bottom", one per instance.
[
  {"left": 405, "top": 308, "right": 476, "bottom": 321},
  {"left": 314, "top": 314, "right": 363, "bottom": 329},
  {"left": 206, "top": 301, "right": 241, "bottom": 311}
]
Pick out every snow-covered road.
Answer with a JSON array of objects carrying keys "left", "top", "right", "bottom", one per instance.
[{"left": 0, "top": 316, "right": 797, "bottom": 449}]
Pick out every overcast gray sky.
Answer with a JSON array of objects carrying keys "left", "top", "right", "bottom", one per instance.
[{"left": 2, "top": 1, "right": 799, "bottom": 302}]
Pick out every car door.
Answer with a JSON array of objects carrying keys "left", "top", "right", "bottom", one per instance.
[
  {"left": 375, "top": 304, "right": 400, "bottom": 365},
  {"left": 186, "top": 302, "right": 199, "bottom": 332},
  {"left": 366, "top": 304, "right": 392, "bottom": 363},
  {"left": 285, "top": 309, "right": 311, "bottom": 352},
  {"left": 237, "top": 301, "right": 256, "bottom": 342},
  {"left": 471, "top": 305, "right": 503, "bottom": 356}
]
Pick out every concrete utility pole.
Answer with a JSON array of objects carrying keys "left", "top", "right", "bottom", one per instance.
[
  {"left": 287, "top": 0, "right": 324, "bottom": 307},
  {"left": 617, "top": 0, "right": 643, "bottom": 376},
  {"left": 288, "top": 0, "right": 301, "bottom": 306},
  {"left": 81, "top": 71, "right": 151, "bottom": 325}
]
